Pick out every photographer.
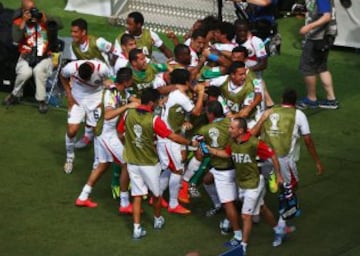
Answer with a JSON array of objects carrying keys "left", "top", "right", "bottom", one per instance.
[{"left": 3, "top": 0, "right": 53, "bottom": 113}]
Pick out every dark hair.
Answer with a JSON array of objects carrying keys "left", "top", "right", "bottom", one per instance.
[
  {"left": 71, "top": 18, "right": 87, "bottom": 31},
  {"left": 128, "top": 11, "right": 144, "bottom": 25},
  {"left": 174, "top": 44, "right": 190, "bottom": 58},
  {"left": 78, "top": 62, "right": 93, "bottom": 81},
  {"left": 282, "top": 88, "right": 297, "bottom": 105},
  {"left": 129, "top": 48, "right": 143, "bottom": 63},
  {"left": 141, "top": 88, "right": 160, "bottom": 104},
  {"left": 170, "top": 69, "right": 190, "bottom": 85},
  {"left": 219, "top": 21, "right": 235, "bottom": 41},
  {"left": 234, "top": 19, "right": 249, "bottom": 29},
  {"left": 228, "top": 61, "right": 246, "bottom": 74},
  {"left": 206, "top": 86, "right": 221, "bottom": 98},
  {"left": 115, "top": 67, "right": 132, "bottom": 84},
  {"left": 232, "top": 46, "right": 248, "bottom": 58},
  {"left": 207, "top": 100, "right": 224, "bottom": 118},
  {"left": 120, "top": 33, "right": 135, "bottom": 45},
  {"left": 191, "top": 28, "right": 207, "bottom": 40},
  {"left": 200, "top": 15, "right": 220, "bottom": 34},
  {"left": 233, "top": 117, "right": 247, "bottom": 131}
]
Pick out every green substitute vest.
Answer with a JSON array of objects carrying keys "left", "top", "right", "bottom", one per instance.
[
  {"left": 117, "top": 29, "right": 153, "bottom": 57},
  {"left": 130, "top": 63, "right": 167, "bottom": 97},
  {"left": 198, "top": 118, "right": 233, "bottom": 170},
  {"left": 231, "top": 135, "right": 260, "bottom": 189},
  {"left": 262, "top": 106, "right": 296, "bottom": 157},
  {"left": 220, "top": 76, "right": 254, "bottom": 113},
  {"left": 167, "top": 104, "right": 186, "bottom": 134},
  {"left": 72, "top": 35, "right": 105, "bottom": 61},
  {"left": 95, "top": 88, "right": 128, "bottom": 136},
  {"left": 124, "top": 108, "right": 158, "bottom": 165}
]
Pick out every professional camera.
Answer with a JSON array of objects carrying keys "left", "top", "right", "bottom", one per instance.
[{"left": 29, "top": 7, "right": 42, "bottom": 20}]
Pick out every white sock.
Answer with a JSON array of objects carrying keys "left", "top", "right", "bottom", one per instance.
[
  {"left": 78, "top": 184, "right": 92, "bottom": 201},
  {"left": 277, "top": 216, "right": 286, "bottom": 227},
  {"left": 223, "top": 218, "right": 230, "bottom": 227},
  {"left": 120, "top": 191, "right": 129, "bottom": 207},
  {"left": 169, "top": 173, "right": 182, "bottom": 208},
  {"left": 65, "top": 134, "right": 75, "bottom": 159},
  {"left": 203, "top": 183, "right": 221, "bottom": 208},
  {"left": 159, "top": 169, "right": 171, "bottom": 194},
  {"left": 241, "top": 242, "right": 247, "bottom": 252},
  {"left": 184, "top": 158, "right": 201, "bottom": 182},
  {"left": 134, "top": 223, "right": 140, "bottom": 230},
  {"left": 234, "top": 230, "right": 242, "bottom": 241},
  {"left": 84, "top": 126, "right": 94, "bottom": 140}
]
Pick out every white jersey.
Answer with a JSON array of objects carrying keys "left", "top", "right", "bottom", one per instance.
[
  {"left": 61, "top": 59, "right": 111, "bottom": 108},
  {"left": 289, "top": 108, "right": 310, "bottom": 161},
  {"left": 189, "top": 46, "right": 199, "bottom": 67},
  {"left": 113, "top": 53, "right": 129, "bottom": 74},
  {"left": 212, "top": 42, "right": 237, "bottom": 52},
  {"left": 238, "top": 35, "right": 267, "bottom": 68},
  {"left": 158, "top": 89, "right": 194, "bottom": 142}
]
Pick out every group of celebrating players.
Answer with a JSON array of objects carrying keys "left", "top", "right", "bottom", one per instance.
[{"left": 60, "top": 10, "right": 324, "bottom": 255}]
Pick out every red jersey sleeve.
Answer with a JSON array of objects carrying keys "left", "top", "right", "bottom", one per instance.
[
  {"left": 224, "top": 144, "right": 232, "bottom": 155},
  {"left": 117, "top": 111, "right": 127, "bottom": 133},
  {"left": 257, "top": 140, "right": 275, "bottom": 160},
  {"left": 153, "top": 116, "right": 172, "bottom": 138}
]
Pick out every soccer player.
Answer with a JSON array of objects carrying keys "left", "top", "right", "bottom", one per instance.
[
  {"left": 207, "top": 118, "right": 283, "bottom": 254},
  {"left": 69, "top": 18, "right": 118, "bottom": 149},
  {"left": 60, "top": 59, "right": 111, "bottom": 174},
  {"left": 157, "top": 69, "right": 205, "bottom": 214},
  {"left": 113, "top": 34, "right": 137, "bottom": 73},
  {"left": 252, "top": 88, "right": 324, "bottom": 246},
  {"left": 75, "top": 67, "right": 138, "bottom": 210},
  {"left": 116, "top": 11, "right": 173, "bottom": 59},
  {"left": 117, "top": 88, "right": 198, "bottom": 239}
]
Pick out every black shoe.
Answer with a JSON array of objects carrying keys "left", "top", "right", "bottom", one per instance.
[
  {"left": 2, "top": 94, "right": 19, "bottom": 106},
  {"left": 38, "top": 101, "right": 48, "bottom": 114}
]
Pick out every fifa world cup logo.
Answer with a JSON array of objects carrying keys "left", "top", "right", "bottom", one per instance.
[
  {"left": 269, "top": 113, "right": 280, "bottom": 131},
  {"left": 133, "top": 124, "right": 143, "bottom": 148},
  {"left": 209, "top": 127, "right": 220, "bottom": 147}
]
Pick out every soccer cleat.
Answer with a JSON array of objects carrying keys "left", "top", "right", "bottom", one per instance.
[
  {"left": 296, "top": 97, "right": 318, "bottom": 109},
  {"left": 205, "top": 206, "right": 222, "bottom": 217},
  {"left": 153, "top": 216, "right": 165, "bottom": 229},
  {"left": 38, "top": 101, "right": 48, "bottom": 114},
  {"left": 224, "top": 237, "right": 242, "bottom": 248},
  {"left": 149, "top": 197, "right": 169, "bottom": 208},
  {"left": 285, "top": 225, "right": 296, "bottom": 234},
  {"left": 219, "top": 219, "right": 232, "bottom": 235},
  {"left": 64, "top": 158, "right": 74, "bottom": 174},
  {"left": 74, "top": 135, "right": 91, "bottom": 149},
  {"left": 268, "top": 170, "right": 278, "bottom": 193},
  {"left": 318, "top": 99, "right": 339, "bottom": 110},
  {"left": 133, "top": 226, "right": 147, "bottom": 239},
  {"left": 272, "top": 232, "right": 285, "bottom": 247},
  {"left": 111, "top": 185, "right": 120, "bottom": 199},
  {"left": 178, "top": 191, "right": 190, "bottom": 204},
  {"left": 119, "top": 204, "right": 133, "bottom": 214},
  {"left": 75, "top": 198, "right": 98, "bottom": 208},
  {"left": 2, "top": 94, "right": 20, "bottom": 106},
  {"left": 168, "top": 204, "right": 191, "bottom": 215},
  {"left": 188, "top": 184, "right": 201, "bottom": 198}
]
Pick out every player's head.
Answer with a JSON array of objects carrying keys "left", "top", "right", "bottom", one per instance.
[
  {"left": 126, "top": 11, "right": 144, "bottom": 35},
  {"left": 115, "top": 67, "right": 133, "bottom": 88},
  {"left": 174, "top": 44, "right": 191, "bottom": 66},
  {"left": 214, "top": 21, "right": 235, "bottom": 42},
  {"left": 71, "top": 18, "right": 88, "bottom": 44},
  {"left": 229, "top": 117, "right": 247, "bottom": 139},
  {"left": 282, "top": 88, "right": 297, "bottom": 105},
  {"left": 231, "top": 46, "right": 248, "bottom": 62},
  {"left": 141, "top": 88, "right": 160, "bottom": 109},
  {"left": 229, "top": 61, "right": 247, "bottom": 86},
  {"left": 234, "top": 19, "right": 249, "bottom": 44},
  {"left": 120, "top": 34, "right": 137, "bottom": 54},
  {"left": 206, "top": 86, "right": 221, "bottom": 101},
  {"left": 206, "top": 100, "right": 224, "bottom": 121},
  {"left": 170, "top": 69, "right": 190, "bottom": 86},
  {"left": 129, "top": 48, "right": 147, "bottom": 71},
  {"left": 78, "top": 62, "right": 94, "bottom": 81},
  {"left": 190, "top": 28, "right": 207, "bottom": 54}
]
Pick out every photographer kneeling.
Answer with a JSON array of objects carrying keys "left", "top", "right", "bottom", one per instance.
[{"left": 3, "top": 0, "right": 58, "bottom": 113}]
